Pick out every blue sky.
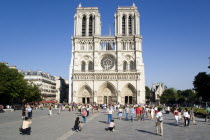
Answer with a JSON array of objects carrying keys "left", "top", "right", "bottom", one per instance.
[{"left": 0, "top": 0, "right": 209, "bottom": 90}]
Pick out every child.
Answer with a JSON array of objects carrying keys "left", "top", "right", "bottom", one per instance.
[
  {"left": 74, "top": 117, "right": 81, "bottom": 132},
  {"left": 108, "top": 120, "right": 115, "bottom": 132}
]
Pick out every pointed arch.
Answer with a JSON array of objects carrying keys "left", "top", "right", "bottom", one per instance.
[
  {"left": 88, "top": 61, "right": 93, "bottom": 71},
  {"left": 122, "top": 83, "right": 137, "bottom": 104},
  {"left": 81, "top": 61, "right": 86, "bottom": 72},
  {"left": 98, "top": 81, "right": 117, "bottom": 96},
  {"left": 128, "top": 15, "right": 132, "bottom": 35},
  {"left": 82, "top": 15, "right": 86, "bottom": 36},
  {"left": 130, "top": 61, "right": 135, "bottom": 71},
  {"left": 123, "top": 61, "right": 127, "bottom": 71},
  {"left": 89, "top": 15, "right": 93, "bottom": 36}
]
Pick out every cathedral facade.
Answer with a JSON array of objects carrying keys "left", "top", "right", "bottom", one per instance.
[{"left": 69, "top": 4, "right": 145, "bottom": 104}]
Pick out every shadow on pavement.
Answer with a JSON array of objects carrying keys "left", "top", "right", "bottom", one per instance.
[
  {"left": 99, "top": 121, "right": 107, "bottom": 124},
  {"left": 136, "top": 129, "right": 156, "bottom": 135}
]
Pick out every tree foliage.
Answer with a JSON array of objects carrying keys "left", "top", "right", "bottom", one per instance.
[
  {"left": 145, "top": 86, "right": 150, "bottom": 100},
  {"left": 193, "top": 72, "right": 210, "bottom": 101},
  {"left": 0, "top": 63, "right": 41, "bottom": 104},
  {"left": 160, "top": 88, "right": 198, "bottom": 105}
]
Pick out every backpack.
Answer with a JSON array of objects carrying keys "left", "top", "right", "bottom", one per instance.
[
  {"left": 158, "top": 115, "right": 163, "bottom": 122},
  {"left": 82, "top": 110, "right": 87, "bottom": 116}
]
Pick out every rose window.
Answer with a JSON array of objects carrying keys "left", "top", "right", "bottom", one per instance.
[{"left": 101, "top": 55, "right": 115, "bottom": 70}]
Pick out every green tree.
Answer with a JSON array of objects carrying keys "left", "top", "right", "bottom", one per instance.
[
  {"left": 0, "top": 63, "right": 41, "bottom": 104},
  {"left": 193, "top": 72, "right": 210, "bottom": 101},
  {"left": 145, "top": 86, "right": 150, "bottom": 101},
  {"left": 160, "top": 88, "right": 178, "bottom": 104}
]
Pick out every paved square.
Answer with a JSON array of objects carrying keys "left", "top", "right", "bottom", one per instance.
[{"left": 0, "top": 109, "right": 210, "bottom": 140}]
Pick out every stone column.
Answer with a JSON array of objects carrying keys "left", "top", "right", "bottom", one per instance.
[
  {"left": 135, "top": 13, "right": 140, "bottom": 35},
  {"left": 118, "top": 14, "right": 121, "bottom": 35},
  {"left": 95, "top": 14, "right": 100, "bottom": 35},
  {"left": 132, "top": 15, "right": 134, "bottom": 35},
  {"left": 86, "top": 15, "right": 89, "bottom": 36},
  {"left": 125, "top": 14, "right": 128, "bottom": 35}
]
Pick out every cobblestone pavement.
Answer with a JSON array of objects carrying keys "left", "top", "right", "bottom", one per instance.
[{"left": 0, "top": 109, "right": 210, "bottom": 140}]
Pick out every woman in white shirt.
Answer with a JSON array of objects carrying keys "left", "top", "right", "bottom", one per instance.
[{"left": 183, "top": 108, "right": 190, "bottom": 127}]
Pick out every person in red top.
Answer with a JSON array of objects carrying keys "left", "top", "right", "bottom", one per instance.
[
  {"left": 174, "top": 108, "right": 179, "bottom": 125},
  {"left": 136, "top": 106, "right": 141, "bottom": 121}
]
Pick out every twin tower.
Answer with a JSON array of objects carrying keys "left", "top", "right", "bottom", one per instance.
[{"left": 69, "top": 4, "right": 145, "bottom": 105}]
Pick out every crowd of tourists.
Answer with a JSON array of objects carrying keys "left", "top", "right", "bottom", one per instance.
[{"left": 17, "top": 102, "right": 210, "bottom": 136}]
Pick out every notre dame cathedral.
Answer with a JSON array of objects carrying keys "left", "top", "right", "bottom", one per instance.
[{"left": 69, "top": 4, "right": 145, "bottom": 104}]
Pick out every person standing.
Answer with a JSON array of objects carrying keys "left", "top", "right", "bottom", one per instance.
[
  {"left": 22, "top": 105, "right": 26, "bottom": 120},
  {"left": 136, "top": 106, "right": 141, "bottom": 121},
  {"left": 86, "top": 105, "right": 90, "bottom": 117},
  {"left": 107, "top": 107, "right": 114, "bottom": 123},
  {"left": 58, "top": 104, "right": 61, "bottom": 114},
  {"left": 81, "top": 108, "right": 87, "bottom": 123},
  {"left": 151, "top": 107, "right": 154, "bottom": 120},
  {"left": 130, "top": 106, "right": 135, "bottom": 122},
  {"left": 125, "top": 106, "right": 130, "bottom": 120},
  {"left": 156, "top": 108, "right": 163, "bottom": 136},
  {"left": 26, "top": 105, "right": 32, "bottom": 119},
  {"left": 206, "top": 106, "right": 210, "bottom": 123}
]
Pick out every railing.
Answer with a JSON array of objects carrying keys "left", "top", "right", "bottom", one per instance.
[{"left": 74, "top": 70, "right": 137, "bottom": 73}]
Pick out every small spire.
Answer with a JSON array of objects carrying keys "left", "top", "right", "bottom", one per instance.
[
  {"left": 78, "top": 3, "right": 82, "bottom": 7},
  {"left": 133, "top": 3, "right": 135, "bottom": 7}
]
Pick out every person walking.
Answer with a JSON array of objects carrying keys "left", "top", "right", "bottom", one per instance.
[
  {"left": 118, "top": 108, "right": 123, "bottom": 120},
  {"left": 174, "top": 108, "right": 179, "bottom": 125},
  {"left": 49, "top": 105, "right": 52, "bottom": 115},
  {"left": 190, "top": 108, "right": 196, "bottom": 125},
  {"left": 183, "top": 108, "right": 190, "bottom": 127},
  {"left": 141, "top": 107, "right": 145, "bottom": 121},
  {"left": 156, "top": 108, "right": 163, "bottom": 136},
  {"left": 81, "top": 108, "right": 87, "bottom": 123},
  {"left": 107, "top": 107, "right": 114, "bottom": 123}
]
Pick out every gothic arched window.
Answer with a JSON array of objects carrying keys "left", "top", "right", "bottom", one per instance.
[
  {"left": 130, "top": 61, "right": 134, "bottom": 71},
  {"left": 123, "top": 61, "right": 127, "bottom": 71},
  {"left": 81, "top": 61, "right": 86, "bottom": 72},
  {"left": 88, "top": 61, "right": 93, "bottom": 71},
  {"left": 89, "top": 16, "right": 93, "bottom": 36},
  {"left": 122, "top": 15, "right": 126, "bottom": 35},
  {"left": 128, "top": 16, "right": 132, "bottom": 35},
  {"left": 123, "top": 42, "right": 126, "bottom": 50},
  {"left": 82, "top": 16, "right": 86, "bottom": 36}
]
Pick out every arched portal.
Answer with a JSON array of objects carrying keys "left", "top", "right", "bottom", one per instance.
[
  {"left": 78, "top": 85, "right": 93, "bottom": 104},
  {"left": 122, "top": 83, "right": 136, "bottom": 104},
  {"left": 98, "top": 82, "right": 117, "bottom": 104}
]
